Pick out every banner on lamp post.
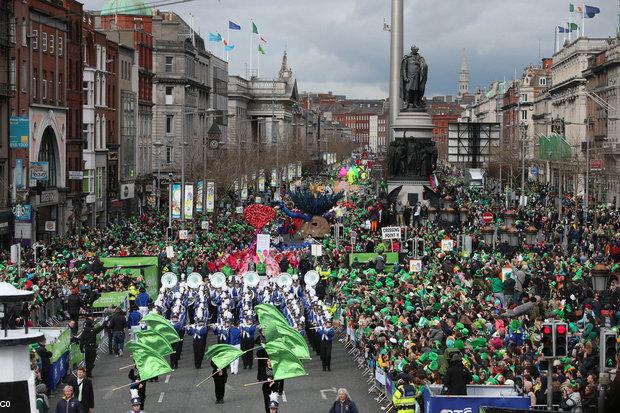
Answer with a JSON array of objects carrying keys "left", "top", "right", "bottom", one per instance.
[
  {"left": 195, "top": 181, "right": 204, "bottom": 213},
  {"left": 171, "top": 183, "right": 181, "bottom": 219},
  {"left": 258, "top": 169, "right": 265, "bottom": 192},
  {"left": 184, "top": 184, "right": 194, "bottom": 219},
  {"left": 206, "top": 181, "right": 215, "bottom": 213},
  {"left": 271, "top": 168, "right": 277, "bottom": 187}
]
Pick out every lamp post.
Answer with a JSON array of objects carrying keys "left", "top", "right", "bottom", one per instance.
[
  {"left": 591, "top": 263, "right": 610, "bottom": 292},
  {"left": 153, "top": 141, "right": 163, "bottom": 211},
  {"left": 520, "top": 121, "right": 528, "bottom": 203}
]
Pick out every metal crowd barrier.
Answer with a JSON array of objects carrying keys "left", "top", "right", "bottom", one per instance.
[
  {"left": 32, "top": 297, "right": 65, "bottom": 326},
  {"left": 338, "top": 312, "right": 395, "bottom": 412}
]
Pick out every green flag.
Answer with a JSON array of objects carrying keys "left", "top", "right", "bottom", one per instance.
[
  {"left": 136, "top": 352, "right": 172, "bottom": 381},
  {"left": 262, "top": 322, "right": 310, "bottom": 360},
  {"left": 136, "top": 330, "right": 175, "bottom": 356},
  {"left": 264, "top": 340, "right": 307, "bottom": 381},
  {"left": 567, "top": 22, "right": 579, "bottom": 31},
  {"left": 258, "top": 45, "right": 265, "bottom": 55},
  {"left": 142, "top": 313, "right": 181, "bottom": 344},
  {"left": 569, "top": 3, "right": 575, "bottom": 12},
  {"left": 205, "top": 344, "right": 245, "bottom": 370},
  {"left": 252, "top": 21, "right": 259, "bottom": 34},
  {"left": 126, "top": 341, "right": 172, "bottom": 381},
  {"left": 255, "top": 304, "right": 288, "bottom": 325}
]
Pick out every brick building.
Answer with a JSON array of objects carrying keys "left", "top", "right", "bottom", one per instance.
[
  {"left": 427, "top": 96, "right": 461, "bottom": 160},
  {"left": 98, "top": 0, "right": 153, "bottom": 200},
  {"left": 10, "top": 0, "right": 83, "bottom": 242}
]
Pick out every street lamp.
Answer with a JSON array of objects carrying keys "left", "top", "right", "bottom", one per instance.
[
  {"left": 520, "top": 121, "right": 528, "bottom": 202},
  {"left": 591, "top": 263, "right": 610, "bottom": 292},
  {"left": 153, "top": 141, "right": 163, "bottom": 210}
]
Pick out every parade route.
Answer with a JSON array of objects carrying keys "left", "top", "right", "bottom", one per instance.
[{"left": 55, "top": 332, "right": 378, "bottom": 412}]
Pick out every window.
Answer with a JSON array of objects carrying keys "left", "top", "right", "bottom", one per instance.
[
  {"left": 95, "top": 74, "right": 100, "bottom": 106},
  {"left": 520, "top": 93, "right": 527, "bottom": 103},
  {"left": 82, "top": 169, "right": 94, "bottom": 193},
  {"left": 165, "top": 56, "right": 173, "bottom": 72},
  {"left": 96, "top": 45, "right": 101, "bottom": 69},
  {"left": 539, "top": 77, "right": 547, "bottom": 86},
  {"left": 95, "top": 167, "right": 104, "bottom": 198},
  {"left": 521, "top": 110, "right": 528, "bottom": 121},
  {"left": 32, "top": 69, "right": 37, "bottom": 97},
  {"left": 58, "top": 73, "right": 62, "bottom": 101},
  {"left": 9, "top": 58, "right": 16, "bottom": 91},
  {"left": 101, "top": 115, "right": 106, "bottom": 149},
  {"left": 102, "top": 47, "right": 106, "bottom": 71},
  {"left": 58, "top": 35, "right": 63, "bottom": 55},
  {"left": 101, "top": 76, "right": 106, "bottom": 106},
  {"left": 20, "top": 18, "right": 26, "bottom": 46},
  {"left": 42, "top": 32, "right": 47, "bottom": 52},
  {"left": 83, "top": 81, "right": 93, "bottom": 106},
  {"left": 165, "top": 115, "right": 173, "bottom": 134},
  {"left": 49, "top": 34, "right": 54, "bottom": 54},
  {"left": 166, "top": 146, "right": 173, "bottom": 164},
  {"left": 165, "top": 86, "right": 173, "bottom": 104},
  {"left": 83, "top": 123, "right": 93, "bottom": 150},
  {"left": 32, "top": 29, "right": 38, "bottom": 49},
  {"left": 42, "top": 73, "right": 47, "bottom": 99},
  {"left": 10, "top": 17, "right": 16, "bottom": 43}
]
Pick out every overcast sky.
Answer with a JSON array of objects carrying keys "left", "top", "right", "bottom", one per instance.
[{"left": 85, "top": 0, "right": 617, "bottom": 99}]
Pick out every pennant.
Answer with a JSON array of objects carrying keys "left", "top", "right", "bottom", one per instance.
[
  {"left": 584, "top": 5, "right": 600, "bottom": 18},
  {"left": 208, "top": 32, "right": 222, "bottom": 42},
  {"left": 224, "top": 45, "right": 235, "bottom": 52},
  {"left": 264, "top": 340, "right": 307, "bottom": 381},
  {"left": 228, "top": 20, "right": 241, "bottom": 30},
  {"left": 260, "top": 36, "right": 267, "bottom": 43},
  {"left": 205, "top": 344, "right": 245, "bottom": 369},
  {"left": 252, "top": 21, "right": 259, "bottom": 34},
  {"left": 258, "top": 45, "right": 265, "bottom": 55}
]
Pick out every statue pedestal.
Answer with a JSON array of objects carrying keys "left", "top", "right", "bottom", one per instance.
[
  {"left": 391, "top": 111, "right": 434, "bottom": 140},
  {"left": 386, "top": 110, "right": 436, "bottom": 211}
]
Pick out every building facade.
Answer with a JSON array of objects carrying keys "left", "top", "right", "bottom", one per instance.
[
  {"left": 583, "top": 35, "right": 620, "bottom": 205},
  {"left": 98, "top": 0, "right": 153, "bottom": 205},
  {"left": 151, "top": 10, "right": 211, "bottom": 187},
  {"left": 10, "top": 0, "right": 83, "bottom": 242},
  {"left": 82, "top": 13, "right": 118, "bottom": 228}
]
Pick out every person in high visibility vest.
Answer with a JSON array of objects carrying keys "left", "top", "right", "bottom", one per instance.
[{"left": 392, "top": 376, "right": 418, "bottom": 413}]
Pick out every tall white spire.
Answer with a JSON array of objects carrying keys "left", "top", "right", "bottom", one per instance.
[{"left": 458, "top": 48, "right": 469, "bottom": 98}]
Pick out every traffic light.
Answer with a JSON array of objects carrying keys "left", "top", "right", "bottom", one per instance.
[
  {"left": 541, "top": 323, "right": 554, "bottom": 358},
  {"left": 555, "top": 323, "right": 568, "bottom": 357},
  {"left": 603, "top": 332, "right": 618, "bottom": 369}
]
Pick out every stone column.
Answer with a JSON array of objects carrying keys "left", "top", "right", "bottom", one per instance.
[{"left": 389, "top": 0, "right": 403, "bottom": 143}]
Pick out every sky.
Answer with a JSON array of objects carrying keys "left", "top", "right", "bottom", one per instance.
[{"left": 85, "top": 0, "right": 617, "bottom": 99}]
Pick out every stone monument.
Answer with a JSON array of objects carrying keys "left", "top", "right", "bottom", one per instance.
[{"left": 386, "top": 0, "right": 437, "bottom": 206}]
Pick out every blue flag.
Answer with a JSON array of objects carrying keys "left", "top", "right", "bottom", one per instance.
[
  {"left": 584, "top": 5, "right": 600, "bottom": 18},
  {"left": 208, "top": 32, "right": 222, "bottom": 42},
  {"left": 557, "top": 26, "right": 567, "bottom": 33},
  {"left": 228, "top": 21, "right": 241, "bottom": 30},
  {"left": 224, "top": 45, "right": 235, "bottom": 52}
]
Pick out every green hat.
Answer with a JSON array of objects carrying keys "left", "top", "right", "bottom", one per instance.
[
  {"left": 428, "top": 360, "right": 438, "bottom": 371},
  {"left": 454, "top": 339, "right": 465, "bottom": 350}
]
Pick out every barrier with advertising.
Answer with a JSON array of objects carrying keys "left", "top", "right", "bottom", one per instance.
[
  {"left": 92, "top": 291, "right": 129, "bottom": 309},
  {"left": 423, "top": 386, "right": 531, "bottom": 413},
  {"left": 100, "top": 256, "right": 160, "bottom": 299},
  {"left": 348, "top": 252, "right": 399, "bottom": 267},
  {"left": 30, "top": 327, "right": 71, "bottom": 390}
]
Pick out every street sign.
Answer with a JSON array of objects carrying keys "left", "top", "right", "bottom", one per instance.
[
  {"left": 482, "top": 211, "right": 494, "bottom": 224},
  {"left": 178, "top": 230, "right": 189, "bottom": 240},
  {"left": 201, "top": 221, "right": 209, "bottom": 230},
  {"left": 441, "top": 239, "right": 454, "bottom": 252},
  {"left": 590, "top": 159, "right": 603, "bottom": 171},
  {"left": 311, "top": 244, "right": 323, "bottom": 257},
  {"left": 381, "top": 226, "right": 401, "bottom": 240}
]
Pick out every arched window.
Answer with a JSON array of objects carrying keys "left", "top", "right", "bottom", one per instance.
[{"left": 39, "top": 127, "right": 57, "bottom": 187}]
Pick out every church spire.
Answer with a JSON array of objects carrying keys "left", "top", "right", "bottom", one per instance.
[{"left": 458, "top": 48, "right": 469, "bottom": 97}]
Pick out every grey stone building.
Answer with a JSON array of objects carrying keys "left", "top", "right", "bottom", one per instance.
[
  {"left": 151, "top": 10, "right": 212, "bottom": 185},
  {"left": 227, "top": 51, "right": 299, "bottom": 149}
]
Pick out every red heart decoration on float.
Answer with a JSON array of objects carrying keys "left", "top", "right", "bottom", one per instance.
[{"left": 243, "top": 204, "right": 276, "bottom": 230}]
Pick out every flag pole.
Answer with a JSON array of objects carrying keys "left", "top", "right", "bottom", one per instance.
[
  {"left": 568, "top": 7, "right": 572, "bottom": 42},
  {"left": 258, "top": 46, "right": 260, "bottom": 78},
  {"left": 226, "top": 27, "right": 230, "bottom": 63},
  {"left": 581, "top": 5, "right": 585, "bottom": 37},
  {"left": 249, "top": 20, "right": 253, "bottom": 77}
]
